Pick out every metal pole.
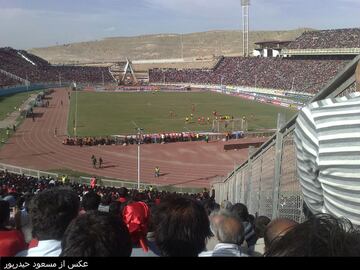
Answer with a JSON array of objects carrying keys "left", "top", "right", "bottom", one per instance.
[
  {"left": 180, "top": 34, "right": 184, "bottom": 59},
  {"left": 75, "top": 85, "right": 78, "bottom": 137},
  {"left": 102, "top": 71, "right": 105, "bottom": 86},
  {"left": 137, "top": 139, "right": 140, "bottom": 190},
  {"left": 271, "top": 113, "right": 286, "bottom": 219}
]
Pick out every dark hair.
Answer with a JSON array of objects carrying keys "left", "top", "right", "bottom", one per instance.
[
  {"left": 119, "top": 187, "right": 128, "bottom": 198},
  {"left": 29, "top": 187, "right": 80, "bottom": 240},
  {"left": 266, "top": 214, "right": 360, "bottom": 257},
  {"left": 109, "top": 201, "right": 123, "bottom": 217},
  {"left": 61, "top": 211, "right": 132, "bottom": 257},
  {"left": 254, "top": 216, "right": 271, "bottom": 238},
  {"left": 0, "top": 200, "right": 10, "bottom": 226},
  {"left": 153, "top": 196, "right": 211, "bottom": 257},
  {"left": 81, "top": 191, "right": 101, "bottom": 211},
  {"left": 264, "top": 218, "right": 298, "bottom": 249},
  {"left": 229, "top": 203, "right": 249, "bottom": 222}
]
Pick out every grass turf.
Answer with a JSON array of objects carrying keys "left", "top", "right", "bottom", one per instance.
[
  {"left": 68, "top": 91, "right": 297, "bottom": 136},
  {"left": 0, "top": 90, "right": 42, "bottom": 148},
  {"left": 0, "top": 91, "right": 40, "bottom": 121}
]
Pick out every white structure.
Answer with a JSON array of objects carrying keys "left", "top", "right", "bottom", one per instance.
[
  {"left": 241, "top": 0, "right": 250, "bottom": 57},
  {"left": 253, "top": 41, "right": 292, "bottom": 58}
]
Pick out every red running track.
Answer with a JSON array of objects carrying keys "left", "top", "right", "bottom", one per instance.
[{"left": 0, "top": 89, "right": 267, "bottom": 188}]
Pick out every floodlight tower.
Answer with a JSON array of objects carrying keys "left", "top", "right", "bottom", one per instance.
[{"left": 241, "top": 0, "right": 250, "bottom": 57}]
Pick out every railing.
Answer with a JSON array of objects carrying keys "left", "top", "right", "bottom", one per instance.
[
  {"left": 282, "top": 48, "right": 360, "bottom": 56},
  {"left": 0, "top": 163, "right": 59, "bottom": 179},
  {"left": 0, "top": 69, "right": 30, "bottom": 85},
  {"left": 212, "top": 55, "right": 360, "bottom": 223},
  {"left": 0, "top": 162, "right": 203, "bottom": 193}
]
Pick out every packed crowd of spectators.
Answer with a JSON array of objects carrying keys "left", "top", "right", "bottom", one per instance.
[
  {"left": 0, "top": 73, "right": 19, "bottom": 88},
  {"left": 150, "top": 56, "right": 350, "bottom": 94},
  {"left": 1, "top": 170, "right": 360, "bottom": 257},
  {"left": 287, "top": 28, "right": 360, "bottom": 49},
  {"left": 62, "top": 130, "right": 245, "bottom": 147},
  {"left": 0, "top": 47, "right": 115, "bottom": 88},
  {"left": 62, "top": 132, "right": 209, "bottom": 146}
]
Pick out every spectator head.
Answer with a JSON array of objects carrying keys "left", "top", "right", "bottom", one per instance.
[
  {"left": 119, "top": 187, "right": 128, "bottom": 198},
  {"left": 203, "top": 199, "right": 219, "bottom": 216},
  {"left": 229, "top": 203, "right": 249, "bottom": 222},
  {"left": 209, "top": 209, "right": 225, "bottom": 236},
  {"left": 265, "top": 214, "right": 360, "bottom": 257},
  {"left": 29, "top": 187, "right": 80, "bottom": 241},
  {"left": 0, "top": 200, "right": 10, "bottom": 227},
  {"left": 3, "top": 195, "right": 16, "bottom": 208},
  {"left": 264, "top": 218, "right": 298, "bottom": 252},
  {"left": 60, "top": 211, "right": 132, "bottom": 257},
  {"left": 153, "top": 196, "right": 211, "bottom": 257},
  {"left": 220, "top": 200, "right": 232, "bottom": 210},
  {"left": 109, "top": 201, "right": 123, "bottom": 217},
  {"left": 211, "top": 209, "right": 245, "bottom": 245},
  {"left": 122, "top": 201, "right": 150, "bottom": 252},
  {"left": 254, "top": 216, "right": 271, "bottom": 238},
  {"left": 81, "top": 191, "right": 101, "bottom": 211}
]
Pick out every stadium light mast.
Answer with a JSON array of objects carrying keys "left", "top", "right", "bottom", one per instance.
[
  {"left": 241, "top": 0, "right": 250, "bottom": 57},
  {"left": 136, "top": 127, "right": 144, "bottom": 190},
  {"left": 180, "top": 34, "right": 184, "bottom": 59}
]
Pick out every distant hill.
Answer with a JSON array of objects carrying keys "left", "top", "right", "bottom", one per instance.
[{"left": 29, "top": 28, "right": 312, "bottom": 65}]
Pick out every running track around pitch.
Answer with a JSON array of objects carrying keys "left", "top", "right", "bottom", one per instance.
[{"left": 0, "top": 89, "right": 267, "bottom": 188}]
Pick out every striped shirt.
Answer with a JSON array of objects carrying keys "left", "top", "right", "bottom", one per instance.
[
  {"left": 199, "top": 243, "right": 248, "bottom": 257},
  {"left": 294, "top": 92, "right": 360, "bottom": 225}
]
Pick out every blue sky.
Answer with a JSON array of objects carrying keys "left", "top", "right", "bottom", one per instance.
[{"left": 0, "top": 0, "right": 359, "bottom": 49}]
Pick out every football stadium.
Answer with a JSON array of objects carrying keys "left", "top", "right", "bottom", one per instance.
[{"left": 0, "top": 0, "right": 360, "bottom": 259}]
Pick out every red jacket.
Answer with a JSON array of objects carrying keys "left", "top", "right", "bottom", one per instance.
[{"left": 0, "top": 230, "right": 27, "bottom": 257}]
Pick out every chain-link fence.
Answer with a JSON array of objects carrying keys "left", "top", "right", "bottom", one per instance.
[{"left": 212, "top": 55, "right": 360, "bottom": 221}]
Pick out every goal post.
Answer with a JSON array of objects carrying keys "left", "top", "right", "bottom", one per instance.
[{"left": 212, "top": 118, "right": 248, "bottom": 133}]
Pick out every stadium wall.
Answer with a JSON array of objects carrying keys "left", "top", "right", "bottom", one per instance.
[{"left": 0, "top": 83, "right": 68, "bottom": 97}]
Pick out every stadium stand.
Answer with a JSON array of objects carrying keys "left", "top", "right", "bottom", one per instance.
[
  {"left": 150, "top": 56, "right": 350, "bottom": 94},
  {"left": 0, "top": 47, "right": 115, "bottom": 87},
  {"left": 0, "top": 73, "right": 19, "bottom": 88},
  {"left": 286, "top": 28, "right": 360, "bottom": 49}
]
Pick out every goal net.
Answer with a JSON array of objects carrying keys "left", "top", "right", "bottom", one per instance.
[{"left": 212, "top": 118, "right": 248, "bottom": 133}]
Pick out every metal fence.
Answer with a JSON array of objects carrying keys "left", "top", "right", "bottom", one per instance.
[
  {"left": 212, "top": 55, "right": 360, "bottom": 223},
  {"left": 0, "top": 162, "right": 202, "bottom": 193}
]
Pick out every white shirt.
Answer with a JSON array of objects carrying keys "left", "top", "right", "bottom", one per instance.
[
  {"left": 199, "top": 243, "right": 248, "bottom": 257},
  {"left": 16, "top": 240, "right": 62, "bottom": 257}
]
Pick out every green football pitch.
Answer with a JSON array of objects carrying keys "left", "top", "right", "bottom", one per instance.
[{"left": 68, "top": 91, "right": 296, "bottom": 136}]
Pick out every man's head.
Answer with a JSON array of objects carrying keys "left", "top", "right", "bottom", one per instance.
[
  {"left": 61, "top": 211, "right": 132, "bottom": 257},
  {"left": 29, "top": 187, "right": 80, "bottom": 240},
  {"left": 266, "top": 214, "right": 360, "bottom": 257},
  {"left": 81, "top": 191, "right": 101, "bottom": 211},
  {"left": 229, "top": 203, "right": 249, "bottom": 222},
  {"left": 215, "top": 212, "right": 244, "bottom": 245},
  {"left": 254, "top": 216, "right": 271, "bottom": 239},
  {"left": 118, "top": 187, "right": 128, "bottom": 198},
  {"left": 153, "top": 196, "right": 211, "bottom": 257},
  {"left": 264, "top": 218, "right": 298, "bottom": 252}
]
